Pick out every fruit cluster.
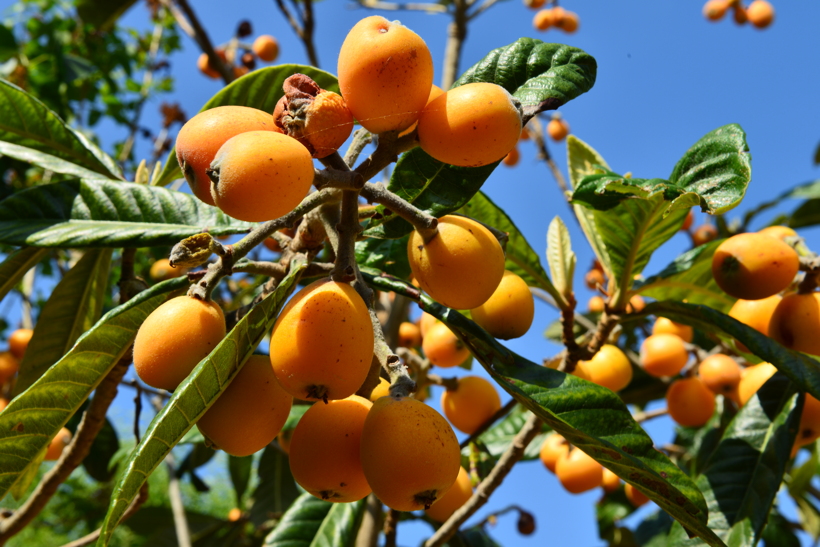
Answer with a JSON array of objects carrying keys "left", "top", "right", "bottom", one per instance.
[
  {"left": 531, "top": 5, "right": 580, "bottom": 33},
  {"left": 703, "top": 0, "right": 775, "bottom": 28},
  {"left": 197, "top": 20, "right": 280, "bottom": 80}
]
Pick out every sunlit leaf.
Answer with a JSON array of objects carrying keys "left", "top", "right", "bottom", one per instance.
[{"left": 0, "top": 246, "right": 49, "bottom": 304}]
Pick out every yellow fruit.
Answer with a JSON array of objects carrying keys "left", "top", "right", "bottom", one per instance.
[
  {"left": 425, "top": 466, "right": 472, "bottom": 522},
  {"left": 625, "top": 483, "right": 650, "bottom": 507},
  {"left": 133, "top": 296, "right": 226, "bottom": 391},
  {"left": 601, "top": 468, "right": 620, "bottom": 493},
  {"left": 0, "top": 352, "right": 19, "bottom": 385},
  {"left": 398, "top": 322, "right": 422, "bottom": 348},
  {"left": 769, "top": 293, "right": 820, "bottom": 356},
  {"left": 149, "top": 258, "right": 187, "bottom": 282},
  {"left": 270, "top": 278, "right": 374, "bottom": 401},
  {"left": 441, "top": 376, "right": 501, "bottom": 434},
  {"left": 795, "top": 395, "right": 820, "bottom": 448},
  {"left": 253, "top": 35, "right": 279, "bottom": 62},
  {"left": 666, "top": 377, "right": 716, "bottom": 427},
  {"left": 737, "top": 363, "right": 777, "bottom": 406},
  {"left": 44, "top": 427, "right": 72, "bottom": 461},
  {"left": 577, "top": 344, "right": 633, "bottom": 392},
  {"left": 408, "top": 215, "right": 505, "bottom": 310},
  {"left": 197, "top": 355, "right": 292, "bottom": 456},
  {"left": 175, "top": 106, "right": 277, "bottom": 206},
  {"left": 703, "top": 0, "right": 730, "bottom": 20},
  {"left": 758, "top": 225, "right": 797, "bottom": 241},
  {"left": 369, "top": 377, "right": 391, "bottom": 402},
  {"left": 640, "top": 334, "right": 689, "bottom": 378},
  {"left": 418, "top": 83, "right": 522, "bottom": 168},
  {"left": 337, "top": 16, "right": 433, "bottom": 134},
  {"left": 698, "top": 354, "right": 742, "bottom": 395},
  {"left": 422, "top": 322, "right": 470, "bottom": 369},
  {"left": 555, "top": 448, "right": 603, "bottom": 494},
  {"left": 711, "top": 233, "right": 799, "bottom": 300},
  {"left": 209, "top": 131, "right": 314, "bottom": 223},
  {"left": 8, "top": 328, "right": 33, "bottom": 360},
  {"left": 360, "top": 395, "right": 461, "bottom": 511},
  {"left": 547, "top": 118, "right": 570, "bottom": 141},
  {"left": 539, "top": 433, "right": 569, "bottom": 473},
  {"left": 728, "top": 295, "right": 782, "bottom": 352},
  {"left": 470, "top": 271, "right": 534, "bottom": 340},
  {"left": 289, "top": 395, "right": 373, "bottom": 502},
  {"left": 747, "top": 0, "right": 775, "bottom": 28},
  {"left": 418, "top": 312, "right": 439, "bottom": 336},
  {"left": 651, "top": 317, "right": 693, "bottom": 343}
]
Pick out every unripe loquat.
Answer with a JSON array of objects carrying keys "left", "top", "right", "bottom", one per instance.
[
  {"left": 441, "top": 376, "right": 501, "bottom": 434},
  {"left": 652, "top": 317, "right": 693, "bottom": 343},
  {"left": 197, "top": 355, "right": 292, "bottom": 457},
  {"left": 666, "top": 377, "right": 716, "bottom": 427},
  {"left": 149, "top": 258, "right": 187, "bottom": 282},
  {"left": 8, "top": 328, "right": 33, "bottom": 360},
  {"left": 337, "top": 16, "right": 433, "bottom": 134},
  {"left": 252, "top": 34, "right": 279, "bottom": 62},
  {"left": 555, "top": 448, "right": 603, "bottom": 494},
  {"left": 747, "top": 0, "right": 775, "bottom": 28},
  {"left": 290, "top": 395, "right": 373, "bottom": 502},
  {"left": 640, "top": 334, "right": 689, "bottom": 377},
  {"left": 769, "top": 292, "right": 820, "bottom": 356},
  {"left": 133, "top": 296, "right": 226, "bottom": 391},
  {"left": 270, "top": 278, "right": 374, "bottom": 401},
  {"left": 711, "top": 233, "right": 799, "bottom": 300},
  {"left": 470, "top": 270, "right": 535, "bottom": 340},
  {"left": 369, "top": 377, "right": 390, "bottom": 402},
  {"left": 360, "top": 395, "right": 461, "bottom": 511},
  {"left": 698, "top": 354, "right": 742, "bottom": 395},
  {"left": 44, "top": 427, "right": 72, "bottom": 461},
  {"left": 398, "top": 321, "right": 422, "bottom": 348},
  {"left": 547, "top": 118, "right": 570, "bottom": 141},
  {"left": 425, "top": 466, "right": 473, "bottom": 522},
  {"left": 417, "top": 83, "right": 522, "bottom": 168},
  {"left": 176, "top": 106, "right": 277, "bottom": 206},
  {"left": 576, "top": 344, "right": 633, "bottom": 392},
  {"left": 737, "top": 363, "right": 777, "bottom": 406},
  {"left": 539, "top": 433, "right": 569, "bottom": 473},
  {"left": 408, "top": 215, "right": 506, "bottom": 310},
  {"left": 423, "top": 322, "right": 471, "bottom": 369},
  {"left": 209, "top": 131, "right": 314, "bottom": 223}
]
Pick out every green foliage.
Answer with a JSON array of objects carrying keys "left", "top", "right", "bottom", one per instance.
[
  {"left": 263, "top": 492, "right": 366, "bottom": 547},
  {"left": 0, "top": 277, "right": 186, "bottom": 501},
  {"left": 0, "top": 178, "right": 254, "bottom": 247}
]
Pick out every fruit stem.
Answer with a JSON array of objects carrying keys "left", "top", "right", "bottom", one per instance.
[
  {"left": 344, "top": 128, "right": 373, "bottom": 167},
  {"left": 313, "top": 167, "right": 365, "bottom": 190},
  {"left": 360, "top": 182, "right": 439, "bottom": 242}
]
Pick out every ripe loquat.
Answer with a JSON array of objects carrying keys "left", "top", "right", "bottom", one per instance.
[
  {"left": 698, "top": 354, "right": 741, "bottom": 395},
  {"left": 666, "top": 377, "right": 716, "bottom": 427},
  {"left": 640, "top": 333, "right": 689, "bottom": 377},
  {"left": 769, "top": 292, "right": 820, "bottom": 356},
  {"left": 425, "top": 466, "right": 473, "bottom": 522},
  {"left": 711, "top": 233, "right": 799, "bottom": 300},
  {"left": 470, "top": 270, "right": 535, "bottom": 340},
  {"left": 8, "top": 328, "right": 33, "bottom": 360},
  {"left": 423, "top": 322, "right": 471, "bottom": 369},
  {"left": 253, "top": 35, "right": 279, "bottom": 62},
  {"left": 398, "top": 321, "right": 422, "bottom": 348},
  {"left": 652, "top": 317, "right": 693, "bottom": 343},
  {"left": 539, "top": 433, "right": 569, "bottom": 473},
  {"left": 441, "top": 376, "right": 501, "bottom": 434},
  {"left": 747, "top": 0, "right": 775, "bottom": 28},
  {"left": 577, "top": 344, "right": 633, "bottom": 392},
  {"left": 555, "top": 447, "right": 603, "bottom": 494},
  {"left": 737, "top": 362, "right": 777, "bottom": 406},
  {"left": 44, "top": 427, "right": 72, "bottom": 461}
]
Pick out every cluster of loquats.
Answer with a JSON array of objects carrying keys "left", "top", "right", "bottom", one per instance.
[
  {"left": 124, "top": 14, "right": 545, "bottom": 520},
  {"left": 197, "top": 20, "right": 280, "bottom": 80},
  {"left": 703, "top": 0, "right": 775, "bottom": 28},
  {"left": 531, "top": 4, "right": 580, "bottom": 33}
]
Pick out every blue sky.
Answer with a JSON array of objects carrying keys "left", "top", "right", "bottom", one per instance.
[{"left": 2, "top": 0, "right": 820, "bottom": 544}]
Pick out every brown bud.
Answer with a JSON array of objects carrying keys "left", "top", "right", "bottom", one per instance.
[
  {"left": 170, "top": 233, "right": 217, "bottom": 269},
  {"left": 517, "top": 510, "right": 536, "bottom": 535},
  {"left": 237, "top": 20, "right": 252, "bottom": 37}
]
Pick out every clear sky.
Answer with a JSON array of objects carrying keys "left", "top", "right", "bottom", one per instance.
[{"left": 2, "top": 0, "right": 820, "bottom": 545}]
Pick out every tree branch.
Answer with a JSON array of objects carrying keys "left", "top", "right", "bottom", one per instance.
[
  {"left": 165, "top": 0, "right": 234, "bottom": 84},
  {"left": 423, "top": 413, "right": 543, "bottom": 547}
]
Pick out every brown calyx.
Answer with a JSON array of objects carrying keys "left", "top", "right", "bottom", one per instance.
[{"left": 273, "top": 73, "right": 323, "bottom": 156}]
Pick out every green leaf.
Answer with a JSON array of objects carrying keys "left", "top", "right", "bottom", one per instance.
[
  {"left": 598, "top": 488, "right": 638, "bottom": 540},
  {"left": 546, "top": 216, "right": 575, "bottom": 302},
  {"left": 98, "top": 263, "right": 306, "bottom": 545},
  {"left": 284, "top": 404, "right": 311, "bottom": 432},
  {"left": 361, "top": 272, "right": 724, "bottom": 547},
  {"left": 454, "top": 39, "right": 597, "bottom": 113},
  {"left": 741, "top": 179, "right": 820, "bottom": 228},
  {"left": 228, "top": 454, "right": 253, "bottom": 506},
  {"left": 263, "top": 492, "right": 365, "bottom": 547},
  {"left": 76, "top": 0, "right": 139, "bottom": 31},
  {"left": 83, "top": 417, "right": 120, "bottom": 482},
  {"left": 362, "top": 150, "right": 499, "bottom": 239},
  {"left": 573, "top": 125, "right": 750, "bottom": 216},
  {"left": 10, "top": 445, "right": 45, "bottom": 500},
  {"left": 13, "top": 249, "right": 112, "bottom": 396},
  {"left": 250, "top": 444, "right": 300, "bottom": 528},
  {"left": 566, "top": 136, "right": 614, "bottom": 277},
  {"left": 639, "top": 301, "right": 820, "bottom": 402},
  {"left": 0, "top": 25, "right": 17, "bottom": 63},
  {"left": 761, "top": 508, "right": 801, "bottom": 547},
  {"left": 668, "top": 124, "right": 752, "bottom": 213},
  {"left": 155, "top": 65, "right": 339, "bottom": 188},
  {"left": 0, "top": 80, "right": 122, "bottom": 179},
  {"left": 468, "top": 404, "right": 547, "bottom": 460},
  {"left": 458, "top": 191, "right": 554, "bottom": 292},
  {"left": 354, "top": 234, "right": 411, "bottom": 280},
  {"left": 0, "top": 276, "right": 187, "bottom": 501},
  {"left": 0, "top": 246, "right": 49, "bottom": 304},
  {"left": 665, "top": 374, "right": 800, "bottom": 547},
  {"left": 635, "top": 241, "right": 735, "bottom": 312},
  {"left": 0, "top": 178, "right": 254, "bottom": 248},
  {"left": 788, "top": 198, "right": 820, "bottom": 229}
]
